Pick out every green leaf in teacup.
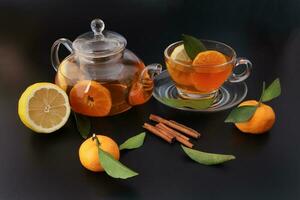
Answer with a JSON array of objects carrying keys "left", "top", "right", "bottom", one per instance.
[
  {"left": 182, "top": 34, "right": 207, "bottom": 60},
  {"left": 73, "top": 112, "right": 91, "bottom": 139},
  {"left": 162, "top": 97, "right": 214, "bottom": 110},
  {"left": 181, "top": 145, "right": 236, "bottom": 165},
  {"left": 119, "top": 132, "right": 146, "bottom": 150},
  {"left": 93, "top": 135, "right": 138, "bottom": 179},
  {"left": 261, "top": 78, "right": 281, "bottom": 102}
]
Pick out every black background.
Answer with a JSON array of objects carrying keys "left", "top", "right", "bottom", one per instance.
[{"left": 0, "top": 0, "right": 299, "bottom": 199}]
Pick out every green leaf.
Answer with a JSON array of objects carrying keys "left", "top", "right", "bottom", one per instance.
[
  {"left": 182, "top": 34, "right": 206, "bottom": 60},
  {"left": 261, "top": 78, "right": 281, "bottom": 102},
  {"left": 224, "top": 105, "right": 257, "bottom": 123},
  {"left": 73, "top": 112, "right": 91, "bottom": 139},
  {"left": 181, "top": 145, "right": 235, "bottom": 165},
  {"left": 98, "top": 147, "right": 139, "bottom": 179},
  {"left": 92, "top": 135, "right": 138, "bottom": 179},
  {"left": 119, "top": 132, "right": 146, "bottom": 150},
  {"left": 162, "top": 98, "right": 214, "bottom": 110}
]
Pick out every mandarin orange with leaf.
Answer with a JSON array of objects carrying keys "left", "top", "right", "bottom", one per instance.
[
  {"left": 235, "top": 100, "right": 276, "bottom": 134},
  {"left": 79, "top": 135, "right": 120, "bottom": 172}
]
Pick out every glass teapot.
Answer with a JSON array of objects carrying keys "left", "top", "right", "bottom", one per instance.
[{"left": 51, "top": 18, "right": 162, "bottom": 117}]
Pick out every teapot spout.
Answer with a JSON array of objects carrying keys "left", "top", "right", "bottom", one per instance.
[
  {"left": 139, "top": 64, "right": 162, "bottom": 95},
  {"left": 140, "top": 63, "right": 162, "bottom": 82},
  {"left": 128, "top": 64, "right": 162, "bottom": 106}
]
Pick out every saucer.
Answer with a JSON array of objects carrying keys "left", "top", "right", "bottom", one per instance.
[{"left": 153, "top": 70, "right": 248, "bottom": 112}]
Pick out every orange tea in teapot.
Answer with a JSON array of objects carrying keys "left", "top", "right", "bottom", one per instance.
[{"left": 52, "top": 19, "right": 161, "bottom": 117}]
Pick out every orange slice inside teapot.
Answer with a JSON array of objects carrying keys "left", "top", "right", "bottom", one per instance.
[{"left": 70, "top": 80, "right": 112, "bottom": 117}]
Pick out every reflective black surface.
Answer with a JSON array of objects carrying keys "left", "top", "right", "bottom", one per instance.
[{"left": 0, "top": 0, "right": 299, "bottom": 199}]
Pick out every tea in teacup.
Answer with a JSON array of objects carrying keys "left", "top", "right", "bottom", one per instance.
[{"left": 164, "top": 37, "right": 251, "bottom": 99}]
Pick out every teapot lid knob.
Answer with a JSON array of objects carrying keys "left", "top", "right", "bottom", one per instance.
[
  {"left": 72, "top": 18, "right": 127, "bottom": 57},
  {"left": 91, "top": 18, "right": 105, "bottom": 37}
]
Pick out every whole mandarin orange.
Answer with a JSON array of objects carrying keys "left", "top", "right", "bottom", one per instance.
[
  {"left": 235, "top": 100, "right": 276, "bottom": 134},
  {"left": 79, "top": 135, "right": 120, "bottom": 172}
]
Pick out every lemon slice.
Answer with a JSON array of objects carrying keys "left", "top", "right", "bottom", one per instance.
[
  {"left": 170, "top": 44, "right": 192, "bottom": 63},
  {"left": 18, "top": 82, "right": 71, "bottom": 133}
]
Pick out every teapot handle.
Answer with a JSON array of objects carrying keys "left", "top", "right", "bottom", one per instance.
[{"left": 50, "top": 38, "right": 73, "bottom": 71}]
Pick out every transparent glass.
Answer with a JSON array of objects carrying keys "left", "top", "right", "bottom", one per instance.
[
  {"left": 50, "top": 19, "right": 162, "bottom": 117},
  {"left": 164, "top": 40, "right": 252, "bottom": 100}
]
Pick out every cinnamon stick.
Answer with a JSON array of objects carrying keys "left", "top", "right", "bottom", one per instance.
[
  {"left": 156, "top": 123, "right": 190, "bottom": 141},
  {"left": 174, "top": 134, "right": 194, "bottom": 148},
  {"left": 143, "top": 123, "right": 175, "bottom": 143},
  {"left": 156, "top": 124, "right": 194, "bottom": 148},
  {"left": 169, "top": 120, "right": 201, "bottom": 137},
  {"left": 149, "top": 114, "right": 200, "bottom": 139}
]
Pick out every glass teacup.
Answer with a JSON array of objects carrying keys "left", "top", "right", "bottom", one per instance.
[{"left": 164, "top": 40, "right": 252, "bottom": 99}]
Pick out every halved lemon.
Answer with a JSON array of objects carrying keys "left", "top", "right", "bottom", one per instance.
[
  {"left": 170, "top": 44, "right": 192, "bottom": 63},
  {"left": 18, "top": 82, "right": 71, "bottom": 133}
]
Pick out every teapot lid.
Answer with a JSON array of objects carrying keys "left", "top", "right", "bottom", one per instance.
[{"left": 73, "top": 18, "right": 127, "bottom": 57}]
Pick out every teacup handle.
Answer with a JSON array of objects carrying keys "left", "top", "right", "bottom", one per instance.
[
  {"left": 228, "top": 57, "right": 252, "bottom": 83},
  {"left": 50, "top": 38, "right": 73, "bottom": 71}
]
